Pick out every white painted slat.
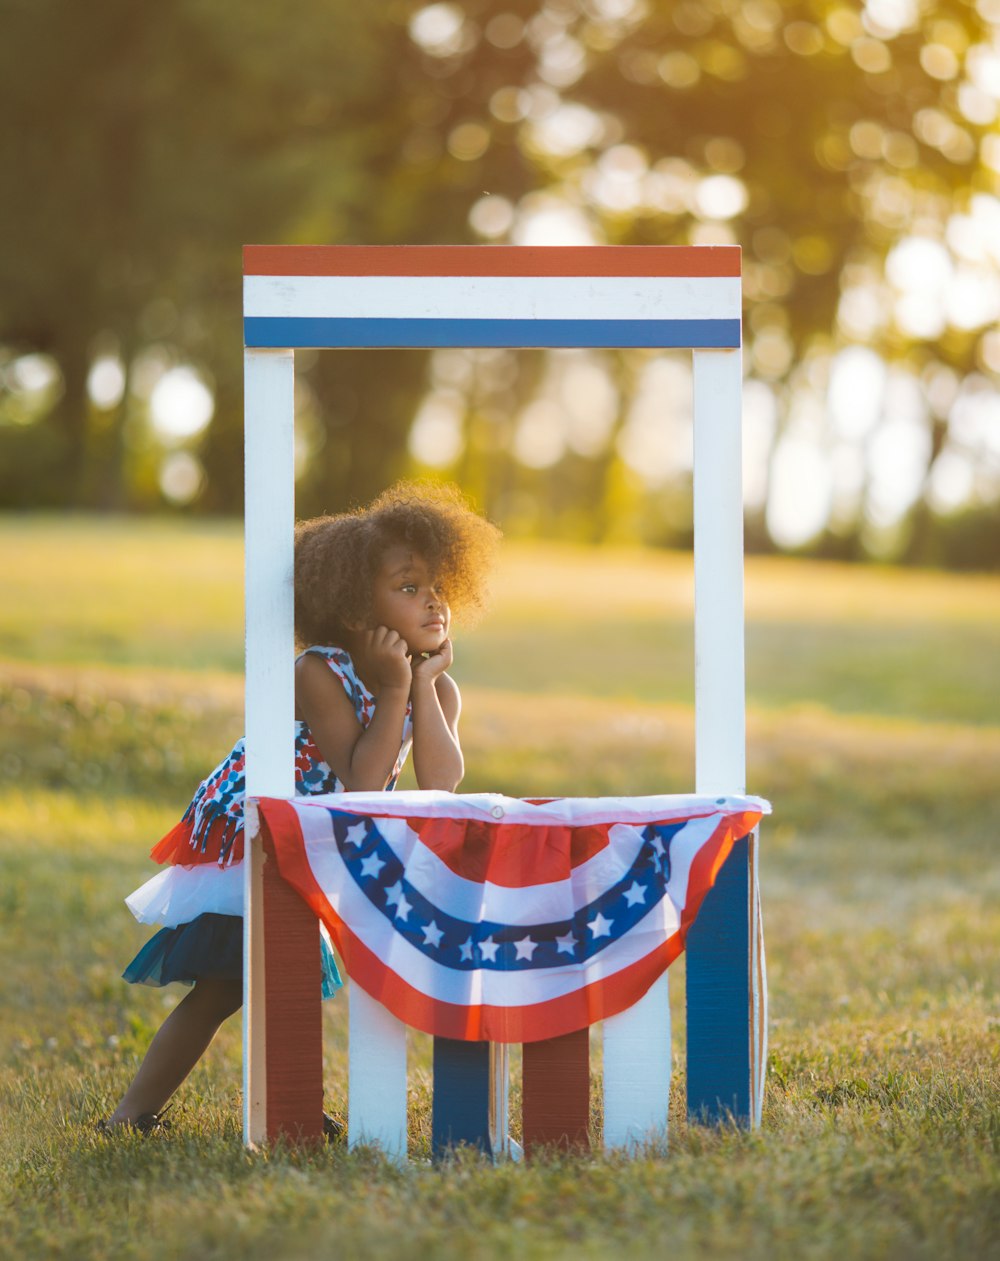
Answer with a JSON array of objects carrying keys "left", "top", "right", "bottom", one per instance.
[
  {"left": 751, "top": 828, "right": 767, "bottom": 1128},
  {"left": 692, "top": 347, "right": 746, "bottom": 796},
  {"left": 603, "top": 972, "right": 671, "bottom": 1151},
  {"left": 348, "top": 983, "right": 408, "bottom": 1160},
  {"left": 244, "top": 275, "right": 741, "bottom": 323},
  {"left": 489, "top": 1042, "right": 510, "bottom": 1159},
  {"left": 242, "top": 347, "right": 296, "bottom": 1147}
]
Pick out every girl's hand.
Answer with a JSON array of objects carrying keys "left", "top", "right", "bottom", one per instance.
[
  {"left": 365, "top": 626, "right": 412, "bottom": 690},
  {"left": 411, "top": 636, "right": 453, "bottom": 684}
]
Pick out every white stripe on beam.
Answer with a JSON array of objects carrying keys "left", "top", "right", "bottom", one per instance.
[{"left": 244, "top": 275, "right": 741, "bottom": 323}]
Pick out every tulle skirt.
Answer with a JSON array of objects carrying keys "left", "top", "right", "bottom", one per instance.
[{"left": 123, "top": 911, "right": 342, "bottom": 1000}]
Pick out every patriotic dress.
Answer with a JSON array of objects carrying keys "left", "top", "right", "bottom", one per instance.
[{"left": 123, "top": 646, "right": 413, "bottom": 997}]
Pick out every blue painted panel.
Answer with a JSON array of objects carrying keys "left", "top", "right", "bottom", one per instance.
[
  {"left": 431, "top": 1038, "right": 493, "bottom": 1159},
  {"left": 685, "top": 833, "right": 751, "bottom": 1125},
  {"left": 244, "top": 317, "right": 742, "bottom": 350}
]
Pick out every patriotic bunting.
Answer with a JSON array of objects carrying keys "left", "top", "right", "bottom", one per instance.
[{"left": 257, "top": 791, "right": 768, "bottom": 1044}]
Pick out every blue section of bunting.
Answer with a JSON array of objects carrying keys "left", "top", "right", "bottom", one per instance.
[
  {"left": 244, "top": 317, "right": 741, "bottom": 350},
  {"left": 326, "top": 809, "right": 685, "bottom": 972}
]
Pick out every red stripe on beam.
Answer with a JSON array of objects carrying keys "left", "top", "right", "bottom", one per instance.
[
  {"left": 261, "top": 828, "right": 325, "bottom": 1143},
  {"left": 522, "top": 1028, "right": 591, "bottom": 1157},
  {"left": 243, "top": 245, "right": 741, "bottom": 278}
]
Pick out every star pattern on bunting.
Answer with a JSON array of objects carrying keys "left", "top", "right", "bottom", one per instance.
[
  {"left": 360, "top": 853, "right": 385, "bottom": 880},
  {"left": 345, "top": 822, "right": 369, "bottom": 848},
  {"left": 421, "top": 920, "right": 444, "bottom": 948},
  {"left": 328, "top": 811, "right": 681, "bottom": 971},
  {"left": 588, "top": 911, "right": 613, "bottom": 939}
]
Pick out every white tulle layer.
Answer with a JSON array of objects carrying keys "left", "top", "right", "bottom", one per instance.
[{"left": 126, "top": 863, "right": 244, "bottom": 929}]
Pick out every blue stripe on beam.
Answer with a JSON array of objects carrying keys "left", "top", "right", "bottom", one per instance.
[
  {"left": 685, "top": 833, "right": 752, "bottom": 1126},
  {"left": 244, "top": 317, "right": 741, "bottom": 350},
  {"left": 431, "top": 1038, "right": 493, "bottom": 1160}
]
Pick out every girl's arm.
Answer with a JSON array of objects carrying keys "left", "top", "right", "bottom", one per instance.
[
  {"left": 410, "top": 641, "right": 464, "bottom": 792},
  {"left": 295, "top": 643, "right": 411, "bottom": 791}
]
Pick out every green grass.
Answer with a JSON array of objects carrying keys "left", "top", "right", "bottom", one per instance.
[{"left": 1, "top": 516, "right": 998, "bottom": 1259}]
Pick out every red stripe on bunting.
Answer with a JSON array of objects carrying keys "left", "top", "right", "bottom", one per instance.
[
  {"left": 407, "top": 817, "right": 611, "bottom": 886},
  {"left": 243, "top": 245, "right": 741, "bottom": 278},
  {"left": 258, "top": 798, "right": 756, "bottom": 1044}
]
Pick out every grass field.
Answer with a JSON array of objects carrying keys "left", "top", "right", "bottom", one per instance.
[{"left": 1, "top": 516, "right": 998, "bottom": 1260}]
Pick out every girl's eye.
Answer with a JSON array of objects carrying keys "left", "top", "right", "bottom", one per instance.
[{"left": 401, "top": 584, "right": 417, "bottom": 594}]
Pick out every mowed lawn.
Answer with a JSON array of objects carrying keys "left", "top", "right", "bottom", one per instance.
[{"left": 1, "top": 516, "right": 998, "bottom": 1261}]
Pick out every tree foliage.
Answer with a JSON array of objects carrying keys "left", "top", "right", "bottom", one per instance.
[{"left": 0, "top": 0, "right": 997, "bottom": 565}]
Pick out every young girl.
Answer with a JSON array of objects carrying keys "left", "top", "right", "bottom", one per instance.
[{"left": 103, "top": 482, "right": 500, "bottom": 1133}]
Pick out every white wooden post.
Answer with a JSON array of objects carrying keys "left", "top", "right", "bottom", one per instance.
[
  {"left": 687, "top": 346, "right": 762, "bottom": 1127},
  {"left": 603, "top": 971, "right": 671, "bottom": 1150},
  {"left": 243, "top": 347, "right": 296, "bottom": 1146},
  {"left": 692, "top": 347, "right": 746, "bottom": 796}
]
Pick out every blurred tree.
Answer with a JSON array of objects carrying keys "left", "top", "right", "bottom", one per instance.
[
  {"left": 456, "top": 0, "right": 1000, "bottom": 560},
  {"left": 1, "top": 0, "right": 997, "bottom": 570},
  {"left": 0, "top": 0, "right": 547, "bottom": 513},
  {"left": 0, "top": 0, "right": 419, "bottom": 507}
]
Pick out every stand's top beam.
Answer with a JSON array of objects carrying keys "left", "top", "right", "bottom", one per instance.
[
  {"left": 243, "top": 244, "right": 740, "bottom": 278},
  {"left": 242, "top": 245, "right": 741, "bottom": 350}
]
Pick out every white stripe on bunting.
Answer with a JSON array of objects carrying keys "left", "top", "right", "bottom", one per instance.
[{"left": 295, "top": 806, "right": 683, "bottom": 1007}]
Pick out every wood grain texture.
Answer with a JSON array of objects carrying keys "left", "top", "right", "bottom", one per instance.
[
  {"left": 261, "top": 827, "right": 324, "bottom": 1143},
  {"left": 244, "top": 244, "right": 741, "bottom": 278},
  {"left": 685, "top": 834, "right": 752, "bottom": 1125},
  {"left": 522, "top": 1028, "right": 591, "bottom": 1157}
]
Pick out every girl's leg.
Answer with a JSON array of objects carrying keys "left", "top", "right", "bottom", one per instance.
[{"left": 108, "top": 977, "right": 242, "bottom": 1125}]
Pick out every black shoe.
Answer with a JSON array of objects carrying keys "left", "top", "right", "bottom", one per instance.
[
  {"left": 322, "top": 1111, "right": 345, "bottom": 1143},
  {"left": 97, "top": 1105, "right": 173, "bottom": 1136}
]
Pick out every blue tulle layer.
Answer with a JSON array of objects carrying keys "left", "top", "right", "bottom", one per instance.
[{"left": 123, "top": 912, "right": 342, "bottom": 1000}]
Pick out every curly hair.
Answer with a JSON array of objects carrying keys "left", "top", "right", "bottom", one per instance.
[{"left": 294, "top": 482, "right": 501, "bottom": 649}]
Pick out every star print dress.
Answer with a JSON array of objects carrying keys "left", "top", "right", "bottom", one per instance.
[{"left": 122, "top": 646, "right": 413, "bottom": 998}]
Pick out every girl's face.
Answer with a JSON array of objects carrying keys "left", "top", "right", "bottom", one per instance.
[{"left": 369, "top": 545, "right": 450, "bottom": 654}]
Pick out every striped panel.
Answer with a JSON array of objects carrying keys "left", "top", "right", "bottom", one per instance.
[
  {"left": 603, "top": 971, "right": 671, "bottom": 1151},
  {"left": 243, "top": 244, "right": 741, "bottom": 277},
  {"left": 260, "top": 833, "right": 324, "bottom": 1143},
  {"left": 686, "top": 834, "right": 752, "bottom": 1125},
  {"left": 431, "top": 1039, "right": 494, "bottom": 1159},
  {"left": 522, "top": 1028, "right": 591, "bottom": 1157},
  {"left": 244, "top": 316, "right": 740, "bottom": 349},
  {"left": 348, "top": 983, "right": 408, "bottom": 1159},
  {"left": 245, "top": 274, "right": 739, "bottom": 322},
  {"left": 242, "top": 245, "right": 741, "bottom": 350}
]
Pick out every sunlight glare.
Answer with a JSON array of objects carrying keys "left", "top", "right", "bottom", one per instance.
[
  {"left": 742, "top": 379, "right": 777, "bottom": 510},
  {"left": 158, "top": 451, "right": 205, "bottom": 505},
  {"left": 512, "top": 195, "right": 597, "bottom": 246},
  {"left": 828, "top": 346, "right": 886, "bottom": 440},
  {"left": 513, "top": 399, "right": 567, "bottom": 468},
  {"left": 87, "top": 356, "right": 126, "bottom": 410},
  {"left": 7, "top": 354, "right": 59, "bottom": 395},
  {"left": 408, "top": 391, "right": 465, "bottom": 468},
  {"left": 766, "top": 436, "right": 833, "bottom": 547},
  {"left": 928, "top": 448, "right": 975, "bottom": 513},
  {"left": 150, "top": 366, "right": 215, "bottom": 442},
  {"left": 409, "top": 4, "right": 469, "bottom": 57}
]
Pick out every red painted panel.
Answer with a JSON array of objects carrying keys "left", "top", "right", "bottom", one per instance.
[
  {"left": 261, "top": 826, "right": 325, "bottom": 1143},
  {"left": 522, "top": 1028, "right": 591, "bottom": 1156},
  {"left": 243, "top": 244, "right": 741, "bottom": 278}
]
